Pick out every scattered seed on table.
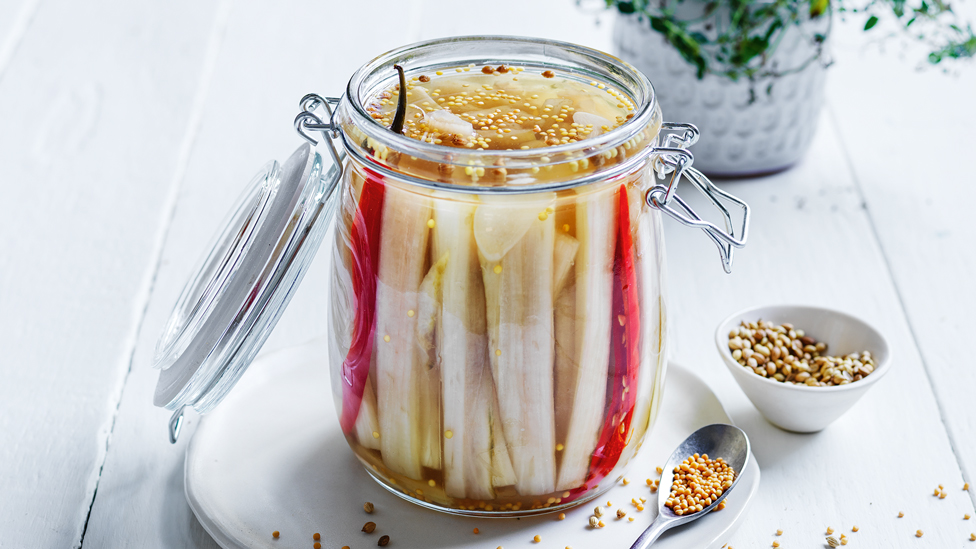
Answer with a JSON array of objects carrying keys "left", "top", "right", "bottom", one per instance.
[
  {"left": 827, "top": 527, "right": 834, "bottom": 534},
  {"left": 656, "top": 466, "right": 663, "bottom": 475},
  {"left": 970, "top": 533, "right": 975, "bottom": 541},
  {"left": 607, "top": 500, "right": 612, "bottom": 507},
  {"left": 916, "top": 530, "right": 924, "bottom": 537},
  {"left": 935, "top": 488, "right": 941, "bottom": 496},
  {"left": 314, "top": 543, "right": 321, "bottom": 549},
  {"left": 589, "top": 516, "right": 599, "bottom": 527},
  {"left": 594, "top": 506, "right": 603, "bottom": 517},
  {"left": 827, "top": 536, "right": 840, "bottom": 547},
  {"left": 622, "top": 478, "right": 630, "bottom": 485},
  {"left": 776, "top": 529, "right": 783, "bottom": 536},
  {"left": 558, "top": 513, "right": 565, "bottom": 520},
  {"left": 598, "top": 520, "right": 605, "bottom": 528},
  {"left": 965, "top": 483, "right": 970, "bottom": 490},
  {"left": 378, "top": 534, "right": 390, "bottom": 546},
  {"left": 629, "top": 517, "right": 634, "bottom": 522},
  {"left": 313, "top": 533, "right": 321, "bottom": 541},
  {"left": 533, "top": 534, "right": 541, "bottom": 542},
  {"left": 363, "top": 522, "right": 376, "bottom": 533},
  {"left": 898, "top": 512, "right": 905, "bottom": 518},
  {"left": 364, "top": 501, "right": 375, "bottom": 513},
  {"left": 473, "top": 528, "right": 479, "bottom": 534},
  {"left": 852, "top": 525, "right": 859, "bottom": 532},
  {"left": 272, "top": 531, "right": 280, "bottom": 539},
  {"left": 966, "top": 514, "right": 972, "bottom": 520},
  {"left": 940, "top": 491, "right": 948, "bottom": 499},
  {"left": 772, "top": 541, "right": 780, "bottom": 548},
  {"left": 617, "top": 509, "right": 626, "bottom": 519}
]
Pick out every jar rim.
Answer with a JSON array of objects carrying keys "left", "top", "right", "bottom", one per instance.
[{"left": 340, "top": 35, "right": 660, "bottom": 192}]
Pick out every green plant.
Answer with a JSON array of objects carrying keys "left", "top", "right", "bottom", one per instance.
[{"left": 604, "top": 0, "right": 976, "bottom": 81}]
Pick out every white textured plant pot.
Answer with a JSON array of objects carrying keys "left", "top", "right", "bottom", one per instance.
[{"left": 614, "top": 13, "right": 828, "bottom": 176}]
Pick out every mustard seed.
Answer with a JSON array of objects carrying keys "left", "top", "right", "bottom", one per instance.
[
  {"left": 852, "top": 525, "right": 859, "bottom": 532},
  {"left": 899, "top": 511, "right": 905, "bottom": 518},
  {"left": 776, "top": 529, "right": 783, "bottom": 535},
  {"left": 665, "top": 454, "right": 736, "bottom": 516},
  {"left": 314, "top": 543, "right": 321, "bottom": 549},
  {"left": 916, "top": 530, "right": 924, "bottom": 537},
  {"left": 558, "top": 513, "right": 565, "bottom": 520},
  {"left": 533, "top": 534, "right": 542, "bottom": 542},
  {"left": 272, "top": 531, "right": 280, "bottom": 539}
]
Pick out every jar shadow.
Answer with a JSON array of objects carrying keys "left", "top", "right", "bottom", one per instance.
[{"left": 282, "top": 432, "right": 590, "bottom": 548}]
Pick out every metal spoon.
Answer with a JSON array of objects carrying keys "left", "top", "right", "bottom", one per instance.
[{"left": 629, "top": 424, "right": 751, "bottom": 548}]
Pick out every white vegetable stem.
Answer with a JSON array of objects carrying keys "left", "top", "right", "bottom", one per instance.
[
  {"left": 417, "top": 254, "right": 446, "bottom": 470},
  {"left": 477, "top": 196, "right": 558, "bottom": 496},
  {"left": 433, "top": 200, "right": 496, "bottom": 499},
  {"left": 374, "top": 185, "right": 432, "bottom": 480},
  {"left": 556, "top": 185, "right": 617, "bottom": 491},
  {"left": 552, "top": 232, "right": 580, "bottom": 465}
]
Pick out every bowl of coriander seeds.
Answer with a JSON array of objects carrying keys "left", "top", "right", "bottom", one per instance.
[{"left": 715, "top": 305, "right": 891, "bottom": 433}]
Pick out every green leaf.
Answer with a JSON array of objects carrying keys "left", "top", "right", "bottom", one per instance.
[
  {"left": 864, "top": 15, "right": 879, "bottom": 30},
  {"left": 810, "top": 0, "right": 829, "bottom": 18},
  {"left": 616, "top": 1, "right": 636, "bottom": 14}
]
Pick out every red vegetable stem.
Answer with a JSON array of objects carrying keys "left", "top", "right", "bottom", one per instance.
[
  {"left": 565, "top": 184, "right": 641, "bottom": 500},
  {"left": 338, "top": 172, "right": 385, "bottom": 434}
]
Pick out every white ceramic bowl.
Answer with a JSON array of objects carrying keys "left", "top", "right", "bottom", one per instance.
[{"left": 715, "top": 305, "right": 892, "bottom": 433}]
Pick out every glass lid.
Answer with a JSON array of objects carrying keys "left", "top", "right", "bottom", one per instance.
[{"left": 152, "top": 143, "right": 335, "bottom": 430}]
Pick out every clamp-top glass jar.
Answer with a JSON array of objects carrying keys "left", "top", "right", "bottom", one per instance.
[{"left": 153, "top": 36, "right": 749, "bottom": 518}]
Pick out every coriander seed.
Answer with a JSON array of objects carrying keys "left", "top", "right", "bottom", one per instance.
[
  {"left": 362, "top": 522, "right": 376, "bottom": 534},
  {"left": 378, "top": 534, "right": 390, "bottom": 546},
  {"left": 364, "top": 501, "right": 374, "bottom": 514}
]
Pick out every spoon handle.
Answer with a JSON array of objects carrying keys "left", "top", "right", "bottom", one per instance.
[{"left": 629, "top": 516, "right": 671, "bottom": 549}]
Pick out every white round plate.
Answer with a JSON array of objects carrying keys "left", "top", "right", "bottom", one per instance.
[{"left": 186, "top": 339, "right": 760, "bottom": 549}]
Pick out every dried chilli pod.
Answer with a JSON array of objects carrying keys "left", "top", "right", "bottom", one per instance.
[{"left": 390, "top": 64, "right": 407, "bottom": 134}]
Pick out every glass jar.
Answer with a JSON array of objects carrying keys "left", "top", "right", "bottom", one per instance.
[{"left": 152, "top": 36, "right": 750, "bottom": 518}]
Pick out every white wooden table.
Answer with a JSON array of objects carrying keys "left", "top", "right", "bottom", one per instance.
[{"left": 2, "top": 1, "right": 974, "bottom": 547}]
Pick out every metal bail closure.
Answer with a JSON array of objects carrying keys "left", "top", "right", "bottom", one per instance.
[
  {"left": 152, "top": 140, "right": 342, "bottom": 442},
  {"left": 646, "top": 122, "right": 751, "bottom": 273}
]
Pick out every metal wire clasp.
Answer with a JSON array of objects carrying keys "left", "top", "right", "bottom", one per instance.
[
  {"left": 294, "top": 94, "right": 345, "bottom": 171},
  {"left": 646, "top": 122, "right": 751, "bottom": 273}
]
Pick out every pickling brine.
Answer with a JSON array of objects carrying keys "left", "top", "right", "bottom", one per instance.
[{"left": 326, "top": 62, "right": 668, "bottom": 515}]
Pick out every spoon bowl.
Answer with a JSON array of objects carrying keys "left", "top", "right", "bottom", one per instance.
[{"left": 630, "top": 424, "right": 750, "bottom": 548}]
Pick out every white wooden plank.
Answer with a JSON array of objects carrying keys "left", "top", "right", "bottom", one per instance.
[
  {"left": 0, "top": 0, "right": 40, "bottom": 82},
  {"left": 825, "top": 7, "right": 976, "bottom": 514},
  {"left": 663, "top": 109, "right": 975, "bottom": 547},
  {"left": 0, "top": 0, "right": 220, "bottom": 547}
]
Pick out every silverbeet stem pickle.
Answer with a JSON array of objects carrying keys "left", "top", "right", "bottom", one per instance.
[{"left": 329, "top": 42, "right": 670, "bottom": 517}]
